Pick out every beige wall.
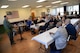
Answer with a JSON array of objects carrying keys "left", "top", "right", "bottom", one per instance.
[
  {"left": 0, "top": 8, "right": 47, "bottom": 24},
  {"left": 35, "top": 8, "right": 47, "bottom": 16}
]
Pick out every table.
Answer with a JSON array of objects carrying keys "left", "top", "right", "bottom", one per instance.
[
  {"left": 30, "top": 22, "right": 45, "bottom": 29},
  {"left": 32, "top": 27, "right": 58, "bottom": 49}
]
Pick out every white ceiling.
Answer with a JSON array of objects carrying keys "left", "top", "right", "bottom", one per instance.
[{"left": 0, "top": 0, "right": 79, "bottom": 9}]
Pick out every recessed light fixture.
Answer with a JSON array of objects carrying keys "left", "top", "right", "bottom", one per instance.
[
  {"left": 46, "top": 5, "right": 51, "bottom": 8},
  {"left": 1, "top": 5, "right": 9, "bottom": 8},
  {"left": 8, "top": 0, "right": 17, "bottom": 1},
  {"left": 22, "top": 5, "right": 30, "bottom": 8},
  {"left": 36, "top": 5, "right": 42, "bottom": 8},
  {"left": 51, "top": 1, "right": 62, "bottom": 4},
  {"left": 36, "top": 0, "right": 46, "bottom": 3},
  {"left": 60, "top": 2, "right": 69, "bottom": 5}
]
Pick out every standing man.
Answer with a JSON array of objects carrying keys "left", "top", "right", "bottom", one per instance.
[{"left": 3, "top": 15, "right": 15, "bottom": 45}]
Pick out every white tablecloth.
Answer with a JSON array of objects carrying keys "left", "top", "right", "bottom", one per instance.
[
  {"left": 30, "top": 22, "right": 45, "bottom": 29},
  {"left": 71, "top": 19, "right": 80, "bottom": 25},
  {"left": 32, "top": 27, "right": 58, "bottom": 49},
  {"left": 62, "top": 19, "right": 80, "bottom": 27}
]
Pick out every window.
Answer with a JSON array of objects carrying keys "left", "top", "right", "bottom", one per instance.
[
  {"left": 53, "top": 9, "right": 57, "bottom": 15},
  {"left": 67, "top": 5, "right": 79, "bottom": 15},
  {"left": 59, "top": 7, "right": 64, "bottom": 15},
  {"left": 73, "top": 5, "right": 79, "bottom": 14},
  {"left": 50, "top": 7, "right": 64, "bottom": 16}
]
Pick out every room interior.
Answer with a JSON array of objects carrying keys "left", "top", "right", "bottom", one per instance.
[{"left": 0, "top": 0, "right": 80, "bottom": 53}]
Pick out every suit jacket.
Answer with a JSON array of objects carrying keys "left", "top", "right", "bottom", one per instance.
[
  {"left": 3, "top": 19, "right": 12, "bottom": 33},
  {"left": 65, "top": 23, "right": 77, "bottom": 40},
  {"left": 49, "top": 19, "right": 58, "bottom": 27},
  {"left": 51, "top": 26, "right": 68, "bottom": 50}
]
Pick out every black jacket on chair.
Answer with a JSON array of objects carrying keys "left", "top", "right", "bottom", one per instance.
[{"left": 65, "top": 23, "right": 77, "bottom": 40}]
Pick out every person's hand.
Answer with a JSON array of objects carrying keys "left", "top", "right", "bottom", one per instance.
[{"left": 49, "top": 32, "right": 54, "bottom": 35}]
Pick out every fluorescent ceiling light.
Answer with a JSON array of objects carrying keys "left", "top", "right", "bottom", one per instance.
[
  {"left": 60, "top": 2, "right": 69, "bottom": 5},
  {"left": 36, "top": 0, "right": 46, "bottom": 3},
  {"left": 1, "top": 5, "right": 9, "bottom": 8},
  {"left": 46, "top": 5, "right": 51, "bottom": 8},
  {"left": 53, "top": 6, "right": 58, "bottom": 8},
  {"left": 52, "top": 1, "right": 62, "bottom": 4},
  {"left": 8, "top": 0, "right": 17, "bottom": 1},
  {"left": 22, "top": 5, "right": 30, "bottom": 8},
  {"left": 36, "top": 5, "right": 42, "bottom": 8}
]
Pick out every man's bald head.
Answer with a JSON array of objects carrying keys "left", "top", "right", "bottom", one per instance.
[{"left": 65, "top": 19, "right": 71, "bottom": 25}]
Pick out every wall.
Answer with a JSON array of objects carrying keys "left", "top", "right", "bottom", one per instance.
[
  {"left": 0, "top": 7, "right": 53, "bottom": 34},
  {"left": 0, "top": 8, "right": 47, "bottom": 25},
  {"left": 0, "top": 8, "right": 31, "bottom": 34},
  {"left": 35, "top": 8, "right": 47, "bottom": 16},
  {"left": 0, "top": 8, "right": 31, "bottom": 24},
  {"left": 0, "top": 8, "right": 46, "bottom": 24}
]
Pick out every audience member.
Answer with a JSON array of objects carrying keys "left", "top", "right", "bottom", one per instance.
[
  {"left": 75, "top": 11, "right": 77, "bottom": 16},
  {"left": 75, "top": 22, "right": 80, "bottom": 35},
  {"left": 63, "top": 12, "right": 67, "bottom": 19},
  {"left": 33, "top": 17, "right": 38, "bottom": 24},
  {"left": 26, "top": 17, "right": 32, "bottom": 27},
  {"left": 71, "top": 11, "right": 73, "bottom": 15},
  {"left": 62, "top": 17, "right": 65, "bottom": 23},
  {"left": 12, "top": 24, "right": 19, "bottom": 36},
  {"left": 65, "top": 19, "right": 77, "bottom": 40},
  {"left": 61, "top": 16, "right": 66, "bottom": 26},
  {"left": 38, "top": 17, "right": 45, "bottom": 23},
  {"left": 45, "top": 14, "right": 50, "bottom": 23},
  {"left": 50, "top": 21, "right": 68, "bottom": 53},
  {"left": 50, "top": 16, "right": 58, "bottom": 26},
  {"left": 46, "top": 21, "right": 55, "bottom": 30},
  {"left": 56, "top": 13, "right": 61, "bottom": 21}
]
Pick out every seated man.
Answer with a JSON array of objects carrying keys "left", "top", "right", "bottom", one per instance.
[
  {"left": 33, "top": 18, "right": 38, "bottom": 24},
  {"left": 12, "top": 24, "right": 19, "bottom": 36},
  {"left": 46, "top": 21, "right": 55, "bottom": 30},
  {"left": 75, "top": 21, "right": 80, "bottom": 35},
  {"left": 38, "top": 22, "right": 49, "bottom": 33},
  {"left": 26, "top": 18, "right": 32, "bottom": 27},
  {"left": 26, "top": 18, "right": 33, "bottom": 31},
  {"left": 65, "top": 19, "right": 77, "bottom": 40},
  {"left": 50, "top": 21, "right": 68, "bottom": 53}
]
